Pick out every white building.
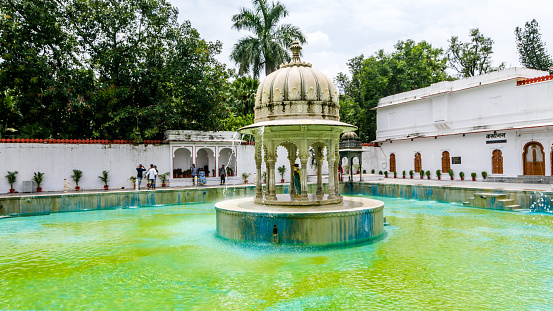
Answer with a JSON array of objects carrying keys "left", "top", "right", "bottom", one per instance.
[{"left": 373, "top": 67, "right": 553, "bottom": 181}]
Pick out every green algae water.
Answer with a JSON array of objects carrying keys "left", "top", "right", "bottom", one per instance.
[{"left": 1, "top": 196, "right": 553, "bottom": 310}]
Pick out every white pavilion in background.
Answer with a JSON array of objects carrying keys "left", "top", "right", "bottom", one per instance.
[{"left": 372, "top": 67, "right": 553, "bottom": 182}]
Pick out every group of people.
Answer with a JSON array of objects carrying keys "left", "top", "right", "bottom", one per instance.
[
  {"left": 190, "top": 164, "right": 227, "bottom": 186},
  {"left": 136, "top": 164, "right": 158, "bottom": 190}
]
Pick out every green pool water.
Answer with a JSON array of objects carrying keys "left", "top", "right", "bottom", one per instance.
[{"left": 1, "top": 195, "right": 552, "bottom": 310}]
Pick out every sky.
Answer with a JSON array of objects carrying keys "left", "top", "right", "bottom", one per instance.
[{"left": 168, "top": 0, "right": 553, "bottom": 80}]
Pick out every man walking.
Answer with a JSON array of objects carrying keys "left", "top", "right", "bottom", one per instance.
[
  {"left": 136, "top": 164, "right": 146, "bottom": 189},
  {"left": 191, "top": 164, "right": 197, "bottom": 186},
  {"left": 220, "top": 164, "right": 226, "bottom": 185},
  {"left": 146, "top": 164, "right": 157, "bottom": 189}
]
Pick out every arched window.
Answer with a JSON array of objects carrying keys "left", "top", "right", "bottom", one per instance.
[
  {"left": 390, "top": 153, "right": 396, "bottom": 173},
  {"left": 492, "top": 149, "right": 503, "bottom": 174},
  {"left": 414, "top": 153, "right": 421, "bottom": 173},
  {"left": 441, "top": 151, "right": 450, "bottom": 173},
  {"left": 523, "top": 142, "right": 545, "bottom": 176}
]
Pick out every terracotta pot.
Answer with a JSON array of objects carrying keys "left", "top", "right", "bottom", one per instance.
[
  {"left": 394, "top": 175, "right": 397, "bottom": 178},
  {"left": 37, "top": 187, "right": 42, "bottom": 192},
  {"left": 461, "top": 177, "right": 464, "bottom": 181},
  {"left": 9, "top": 188, "right": 15, "bottom": 193},
  {"left": 420, "top": 176, "right": 423, "bottom": 179},
  {"left": 450, "top": 177, "right": 454, "bottom": 180},
  {"left": 438, "top": 176, "right": 441, "bottom": 180},
  {"left": 104, "top": 185, "right": 109, "bottom": 190},
  {"left": 410, "top": 176, "right": 413, "bottom": 179},
  {"left": 427, "top": 176, "right": 430, "bottom": 180},
  {"left": 162, "top": 183, "right": 166, "bottom": 187},
  {"left": 403, "top": 175, "right": 405, "bottom": 179},
  {"left": 75, "top": 186, "right": 80, "bottom": 191},
  {"left": 281, "top": 179, "right": 285, "bottom": 183},
  {"left": 244, "top": 180, "right": 248, "bottom": 184},
  {"left": 472, "top": 177, "right": 476, "bottom": 181}
]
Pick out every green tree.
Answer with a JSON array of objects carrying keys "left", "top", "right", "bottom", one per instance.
[
  {"left": 337, "top": 40, "right": 451, "bottom": 142},
  {"left": 447, "top": 28, "right": 505, "bottom": 77},
  {"left": 230, "top": 0, "right": 306, "bottom": 77},
  {"left": 515, "top": 19, "right": 553, "bottom": 71},
  {"left": 0, "top": 0, "right": 230, "bottom": 140}
]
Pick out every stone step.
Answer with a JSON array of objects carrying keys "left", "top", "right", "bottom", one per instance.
[{"left": 504, "top": 205, "right": 522, "bottom": 211}]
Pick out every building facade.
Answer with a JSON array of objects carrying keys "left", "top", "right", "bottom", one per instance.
[{"left": 373, "top": 67, "right": 553, "bottom": 181}]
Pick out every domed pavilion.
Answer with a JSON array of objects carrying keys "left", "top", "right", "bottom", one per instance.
[{"left": 239, "top": 41, "right": 356, "bottom": 205}]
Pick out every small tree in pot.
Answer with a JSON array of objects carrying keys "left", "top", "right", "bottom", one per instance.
[
  {"left": 448, "top": 169, "right": 454, "bottom": 180},
  {"left": 402, "top": 170, "right": 406, "bottom": 179},
  {"left": 98, "top": 170, "right": 109, "bottom": 190},
  {"left": 71, "top": 169, "right": 83, "bottom": 191},
  {"left": 129, "top": 176, "right": 137, "bottom": 189},
  {"left": 409, "top": 170, "right": 414, "bottom": 179},
  {"left": 471, "top": 172, "right": 477, "bottom": 181},
  {"left": 33, "top": 172, "right": 45, "bottom": 192},
  {"left": 419, "top": 170, "right": 424, "bottom": 179},
  {"left": 159, "top": 172, "right": 169, "bottom": 187},
  {"left": 436, "top": 170, "right": 442, "bottom": 180},
  {"left": 278, "top": 165, "right": 287, "bottom": 183},
  {"left": 481, "top": 171, "right": 487, "bottom": 180},
  {"left": 393, "top": 171, "right": 397, "bottom": 178},
  {"left": 425, "top": 170, "right": 431, "bottom": 179},
  {"left": 5, "top": 171, "right": 18, "bottom": 193},
  {"left": 459, "top": 171, "right": 465, "bottom": 181},
  {"left": 384, "top": 171, "right": 388, "bottom": 178},
  {"left": 242, "top": 172, "right": 251, "bottom": 184}
]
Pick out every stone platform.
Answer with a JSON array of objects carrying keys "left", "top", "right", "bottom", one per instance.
[{"left": 215, "top": 195, "right": 384, "bottom": 246}]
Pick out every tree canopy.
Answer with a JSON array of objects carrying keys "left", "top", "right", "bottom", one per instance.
[
  {"left": 230, "top": 0, "right": 306, "bottom": 78},
  {"left": 447, "top": 28, "right": 505, "bottom": 77},
  {"left": 0, "top": 0, "right": 230, "bottom": 141},
  {"left": 515, "top": 19, "right": 553, "bottom": 71},
  {"left": 336, "top": 40, "right": 452, "bottom": 142}
]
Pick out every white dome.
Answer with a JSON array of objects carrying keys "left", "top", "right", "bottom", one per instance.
[{"left": 253, "top": 41, "right": 340, "bottom": 123}]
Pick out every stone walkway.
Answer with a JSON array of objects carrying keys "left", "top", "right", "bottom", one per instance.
[{"left": 2, "top": 174, "right": 552, "bottom": 198}]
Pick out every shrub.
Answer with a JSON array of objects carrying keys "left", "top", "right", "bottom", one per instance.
[
  {"left": 459, "top": 171, "right": 465, "bottom": 178},
  {"left": 378, "top": 171, "right": 383, "bottom": 175},
  {"left": 98, "top": 170, "right": 109, "bottom": 186},
  {"left": 5, "top": 171, "right": 18, "bottom": 189},
  {"left": 481, "top": 171, "right": 488, "bottom": 179},
  {"left": 448, "top": 169, "right": 454, "bottom": 177},
  {"left": 33, "top": 172, "right": 45, "bottom": 188},
  {"left": 425, "top": 170, "right": 430, "bottom": 177},
  {"left": 471, "top": 172, "right": 477, "bottom": 178},
  {"left": 71, "top": 169, "right": 83, "bottom": 186},
  {"left": 436, "top": 170, "right": 441, "bottom": 177},
  {"left": 419, "top": 170, "right": 425, "bottom": 178},
  {"left": 371, "top": 169, "right": 375, "bottom": 174},
  {"left": 402, "top": 170, "right": 406, "bottom": 176},
  {"left": 409, "top": 170, "right": 414, "bottom": 176}
]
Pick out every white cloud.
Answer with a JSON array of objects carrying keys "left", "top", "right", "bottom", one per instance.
[{"left": 306, "top": 31, "right": 331, "bottom": 48}]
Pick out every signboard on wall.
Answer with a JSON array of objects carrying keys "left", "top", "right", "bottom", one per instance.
[{"left": 452, "top": 157, "right": 461, "bottom": 164}]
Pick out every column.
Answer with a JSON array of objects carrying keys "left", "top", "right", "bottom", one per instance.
[
  {"left": 255, "top": 137, "right": 262, "bottom": 199},
  {"left": 315, "top": 146, "right": 323, "bottom": 197},
  {"left": 327, "top": 142, "right": 335, "bottom": 199},
  {"left": 334, "top": 139, "right": 340, "bottom": 197},
  {"left": 300, "top": 157, "right": 308, "bottom": 201},
  {"left": 287, "top": 144, "right": 297, "bottom": 198}
]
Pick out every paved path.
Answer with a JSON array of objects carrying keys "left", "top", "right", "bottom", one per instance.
[{"left": 2, "top": 174, "right": 552, "bottom": 199}]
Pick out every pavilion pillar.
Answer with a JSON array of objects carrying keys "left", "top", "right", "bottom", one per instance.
[
  {"left": 288, "top": 145, "right": 297, "bottom": 198},
  {"left": 254, "top": 137, "right": 262, "bottom": 199},
  {"left": 334, "top": 139, "right": 341, "bottom": 197},
  {"left": 315, "top": 146, "right": 324, "bottom": 197},
  {"left": 327, "top": 141, "right": 336, "bottom": 199}
]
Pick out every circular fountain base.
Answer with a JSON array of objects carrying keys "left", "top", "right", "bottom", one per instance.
[{"left": 215, "top": 195, "right": 384, "bottom": 246}]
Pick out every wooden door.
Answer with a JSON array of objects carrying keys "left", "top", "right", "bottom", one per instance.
[
  {"left": 390, "top": 154, "right": 396, "bottom": 173},
  {"left": 492, "top": 150, "right": 503, "bottom": 174},
  {"left": 523, "top": 142, "right": 545, "bottom": 175},
  {"left": 414, "top": 153, "right": 421, "bottom": 172},
  {"left": 441, "top": 151, "right": 450, "bottom": 173}
]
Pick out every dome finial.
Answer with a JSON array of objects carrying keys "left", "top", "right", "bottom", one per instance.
[{"left": 290, "top": 40, "right": 302, "bottom": 63}]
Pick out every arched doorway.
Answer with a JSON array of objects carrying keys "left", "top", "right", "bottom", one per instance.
[
  {"left": 492, "top": 149, "right": 503, "bottom": 174},
  {"left": 389, "top": 153, "right": 396, "bottom": 173},
  {"left": 196, "top": 148, "right": 215, "bottom": 177},
  {"left": 414, "top": 153, "right": 421, "bottom": 172},
  {"left": 173, "top": 148, "right": 191, "bottom": 178},
  {"left": 523, "top": 142, "right": 545, "bottom": 175},
  {"left": 441, "top": 151, "right": 450, "bottom": 173},
  {"left": 218, "top": 148, "right": 236, "bottom": 176}
]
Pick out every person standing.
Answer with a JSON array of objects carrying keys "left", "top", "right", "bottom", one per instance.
[
  {"left": 146, "top": 164, "right": 157, "bottom": 190},
  {"left": 293, "top": 164, "right": 301, "bottom": 198},
  {"left": 220, "top": 164, "right": 226, "bottom": 185},
  {"left": 191, "top": 164, "right": 197, "bottom": 186},
  {"left": 136, "top": 164, "right": 146, "bottom": 189}
]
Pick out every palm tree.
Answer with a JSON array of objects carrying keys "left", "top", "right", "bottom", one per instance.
[{"left": 231, "top": 0, "right": 306, "bottom": 78}]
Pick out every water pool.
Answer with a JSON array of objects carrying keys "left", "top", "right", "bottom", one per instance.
[{"left": 1, "top": 196, "right": 552, "bottom": 310}]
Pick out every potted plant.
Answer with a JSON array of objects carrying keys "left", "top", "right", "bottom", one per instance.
[
  {"left": 5, "top": 171, "right": 18, "bottom": 193},
  {"left": 185, "top": 169, "right": 191, "bottom": 178},
  {"left": 176, "top": 168, "right": 183, "bottom": 178},
  {"left": 402, "top": 170, "right": 406, "bottom": 179},
  {"left": 71, "top": 169, "right": 83, "bottom": 191},
  {"left": 419, "top": 170, "right": 424, "bottom": 179},
  {"left": 378, "top": 171, "right": 383, "bottom": 175},
  {"left": 409, "top": 170, "right": 414, "bottom": 179},
  {"left": 448, "top": 169, "right": 454, "bottom": 180},
  {"left": 459, "top": 171, "right": 465, "bottom": 181},
  {"left": 393, "top": 171, "right": 397, "bottom": 178},
  {"left": 384, "top": 171, "right": 388, "bottom": 178},
  {"left": 262, "top": 171, "right": 267, "bottom": 183},
  {"left": 363, "top": 169, "right": 366, "bottom": 174},
  {"left": 482, "top": 171, "right": 487, "bottom": 180},
  {"left": 278, "top": 165, "right": 287, "bottom": 183},
  {"left": 159, "top": 172, "right": 169, "bottom": 187},
  {"left": 436, "top": 170, "right": 441, "bottom": 180},
  {"left": 371, "top": 169, "right": 375, "bottom": 174},
  {"left": 98, "top": 170, "right": 109, "bottom": 190},
  {"left": 129, "top": 176, "right": 137, "bottom": 189},
  {"left": 242, "top": 172, "right": 251, "bottom": 184},
  {"left": 426, "top": 170, "right": 431, "bottom": 179},
  {"left": 471, "top": 172, "right": 477, "bottom": 181},
  {"left": 33, "top": 171, "right": 45, "bottom": 192}
]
